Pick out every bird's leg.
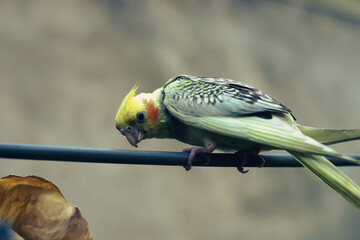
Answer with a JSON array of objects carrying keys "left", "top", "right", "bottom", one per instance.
[
  {"left": 235, "top": 146, "right": 265, "bottom": 174},
  {"left": 182, "top": 143, "right": 216, "bottom": 171}
]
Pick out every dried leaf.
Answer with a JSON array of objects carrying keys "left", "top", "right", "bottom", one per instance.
[{"left": 0, "top": 175, "right": 94, "bottom": 240}]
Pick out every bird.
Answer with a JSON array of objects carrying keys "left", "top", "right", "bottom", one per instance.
[{"left": 115, "top": 75, "right": 360, "bottom": 208}]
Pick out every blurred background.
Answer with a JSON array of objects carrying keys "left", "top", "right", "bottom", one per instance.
[{"left": 1, "top": 0, "right": 360, "bottom": 239}]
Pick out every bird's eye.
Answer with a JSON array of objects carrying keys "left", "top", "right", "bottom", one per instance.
[{"left": 136, "top": 112, "right": 146, "bottom": 124}]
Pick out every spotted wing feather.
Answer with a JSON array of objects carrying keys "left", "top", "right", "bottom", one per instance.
[{"left": 163, "top": 75, "right": 292, "bottom": 118}]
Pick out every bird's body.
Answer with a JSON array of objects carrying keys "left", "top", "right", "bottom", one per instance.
[{"left": 115, "top": 75, "right": 360, "bottom": 208}]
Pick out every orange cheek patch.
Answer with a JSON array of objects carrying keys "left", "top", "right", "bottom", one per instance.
[{"left": 146, "top": 102, "right": 159, "bottom": 123}]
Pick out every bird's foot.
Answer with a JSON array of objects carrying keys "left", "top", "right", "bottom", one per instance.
[
  {"left": 235, "top": 147, "right": 265, "bottom": 174},
  {"left": 236, "top": 152, "right": 249, "bottom": 174},
  {"left": 182, "top": 144, "right": 216, "bottom": 171}
]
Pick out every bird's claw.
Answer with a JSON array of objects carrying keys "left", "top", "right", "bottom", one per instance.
[
  {"left": 235, "top": 147, "right": 265, "bottom": 173},
  {"left": 184, "top": 164, "right": 192, "bottom": 171},
  {"left": 182, "top": 144, "right": 216, "bottom": 171},
  {"left": 257, "top": 155, "right": 266, "bottom": 168},
  {"left": 235, "top": 152, "right": 249, "bottom": 174},
  {"left": 237, "top": 167, "right": 249, "bottom": 174}
]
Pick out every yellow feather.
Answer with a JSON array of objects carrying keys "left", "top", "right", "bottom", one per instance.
[{"left": 115, "top": 84, "right": 144, "bottom": 127}]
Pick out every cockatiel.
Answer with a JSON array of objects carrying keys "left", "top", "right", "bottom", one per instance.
[{"left": 115, "top": 75, "right": 360, "bottom": 208}]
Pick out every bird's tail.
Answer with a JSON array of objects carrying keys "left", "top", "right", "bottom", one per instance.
[
  {"left": 289, "top": 151, "right": 360, "bottom": 208},
  {"left": 296, "top": 124, "right": 360, "bottom": 145}
]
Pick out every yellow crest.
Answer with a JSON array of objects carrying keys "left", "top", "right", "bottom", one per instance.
[{"left": 115, "top": 84, "right": 144, "bottom": 127}]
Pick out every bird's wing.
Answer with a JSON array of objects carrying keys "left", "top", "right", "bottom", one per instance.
[
  {"left": 163, "top": 75, "right": 356, "bottom": 162},
  {"left": 163, "top": 75, "right": 292, "bottom": 118}
]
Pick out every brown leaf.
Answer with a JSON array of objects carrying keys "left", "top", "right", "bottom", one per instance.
[{"left": 0, "top": 175, "right": 94, "bottom": 240}]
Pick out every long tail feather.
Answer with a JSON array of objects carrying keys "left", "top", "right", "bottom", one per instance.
[
  {"left": 289, "top": 151, "right": 360, "bottom": 208},
  {"left": 296, "top": 125, "right": 360, "bottom": 145},
  {"left": 198, "top": 115, "right": 359, "bottom": 163}
]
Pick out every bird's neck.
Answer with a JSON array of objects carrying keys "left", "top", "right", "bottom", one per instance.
[{"left": 141, "top": 88, "right": 173, "bottom": 139}]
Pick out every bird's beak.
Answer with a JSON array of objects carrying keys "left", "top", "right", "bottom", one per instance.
[{"left": 119, "top": 126, "right": 144, "bottom": 148}]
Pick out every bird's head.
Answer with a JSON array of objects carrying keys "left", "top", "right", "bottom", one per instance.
[{"left": 115, "top": 85, "right": 167, "bottom": 147}]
